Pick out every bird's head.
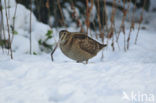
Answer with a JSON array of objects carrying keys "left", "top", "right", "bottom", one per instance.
[
  {"left": 59, "top": 30, "right": 69, "bottom": 39},
  {"left": 59, "top": 30, "right": 70, "bottom": 43}
]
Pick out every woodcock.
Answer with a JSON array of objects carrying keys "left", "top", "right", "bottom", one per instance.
[{"left": 51, "top": 30, "right": 107, "bottom": 63}]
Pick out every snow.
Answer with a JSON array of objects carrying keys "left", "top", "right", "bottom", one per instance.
[
  {"left": 1, "top": 0, "right": 16, "bottom": 8},
  {"left": 1, "top": 2, "right": 53, "bottom": 53},
  {"left": 0, "top": 29, "right": 156, "bottom": 103},
  {"left": 150, "top": 0, "right": 156, "bottom": 10},
  {"left": 0, "top": 0, "right": 156, "bottom": 103}
]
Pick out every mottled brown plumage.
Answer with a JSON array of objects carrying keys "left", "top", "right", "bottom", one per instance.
[{"left": 58, "top": 30, "right": 107, "bottom": 63}]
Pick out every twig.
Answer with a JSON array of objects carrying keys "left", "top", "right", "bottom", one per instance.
[
  {"left": 0, "top": 2, "right": 7, "bottom": 53},
  {"left": 57, "top": 0, "right": 65, "bottom": 26},
  {"left": 117, "top": 0, "right": 127, "bottom": 51},
  {"left": 86, "top": 0, "right": 89, "bottom": 33},
  {"left": 7, "top": 0, "right": 10, "bottom": 18},
  {"left": 11, "top": 3, "right": 17, "bottom": 43},
  {"left": 70, "top": 1, "right": 84, "bottom": 32},
  {"left": 0, "top": 5, "right": 5, "bottom": 40},
  {"left": 96, "top": 0, "right": 102, "bottom": 36},
  {"left": 135, "top": 0, "right": 146, "bottom": 44},
  {"left": 0, "top": 2, "right": 4, "bottom": 52},
  {"left": 127, "top": 0, "right": 131, "bottom": 22},
  {"left": 100, "top": 0, "right": 108, "bottom": 60},
  {"left": 4, "top": 0, "right": 13, "bottom": 59},
  {"left": 127, "top": 0, "right": 136, "bottom": 49},
  {"left": 105, "top": 1, "right": 127, "bottom": 13},
  {"left": 103, "top": 0, "right": 109, "bottom": 50},
  {"left": 134, "top": 13, "right": 143, "bottom": 44},
  {"left": 85, "top": 0, "right": 93, "bottom": 34},
  {"left": 103, "top": 0, "right": 108, "bottom": 32},
  {"left": 109, "top": 0, "right": 116, "bottom": 51},
  {"left": 29, "top": 0, "right": 32, "bottom": 54},
  {"left": 46, "top": 0, "right": 52, "bottom": 28}
]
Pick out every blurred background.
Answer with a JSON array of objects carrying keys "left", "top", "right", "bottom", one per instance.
[
  {"left": 16, "top": 0, "right": 151, "bottom": 28},
  {"left": 0, "top": 0, "right": 156, "bottom": 58}
]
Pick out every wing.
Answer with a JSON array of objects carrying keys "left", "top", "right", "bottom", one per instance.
[
  {"left": 71, "top": 32, "right": 87, "bottom": 36},
  {"left": 72, "top": 33, "right": 88, "bottom": 39},
  {"left": 72, "top": 34, "right": 105, "bottom": 55}
]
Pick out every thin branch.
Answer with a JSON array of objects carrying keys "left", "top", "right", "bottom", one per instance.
[
  {"left": 127, "top": 0, "right": 136, "bottom": 50},
  {"left": 135, "top": 0, "right": 146, "bottom": 44},
  {"left": 29, "top": 0, "right": 32, "bottom": 54},
  {"left": 85, "top": 0, "right": 93, "bottom": 34},
  {"left": 46, "top": 0, "right": 52, "bottom": 28},
  {"left": 105, "top": 1, "right": 127, "bottom": 13},
  {"left": 86, "top": 0, "right": 89, "bottom": 33},
  {"left": 108, "top": 0, "right": 116, "bottom": 51},
  {"left": 70, "top": 1, "right": 84, "bottom": 32},
  {"left": 96, "top": 0, "right": 102, "bottom": 34},
  {"left": 0, "top": 2, "right": 6, "bottom": 47},
  {"left": 0, "top": 3, "right": 4, "bottom": 52},
  {"left": 4, "top": 0, "right": 13, "bottom": 59},
  {"left": 117, "top": 0, "right": 127, "bottom": 51},
  {"left": 57, "top": 0, "right": 65, "bottom": 26},
  {"left": 11, "top": 3, "right": 17, "bottom": 43},
  {"left": 103, "top": 0, "right": 108, "bottom": 32}
]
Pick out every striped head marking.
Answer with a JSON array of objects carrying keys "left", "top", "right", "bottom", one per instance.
[
  {"left": 59, "top": 30, "right": 69, "bottom": 39},
  {"left": 59, "top": 30, "right": 70, "bottom": 43}
]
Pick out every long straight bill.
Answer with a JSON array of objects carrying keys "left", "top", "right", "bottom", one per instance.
[{"left": 51, "top": 40, "right": 60, "bottom": 62}]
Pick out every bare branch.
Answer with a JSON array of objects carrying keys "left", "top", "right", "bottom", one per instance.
[{"left": 4, "top": 0, "right": 13, "bottom": 59}]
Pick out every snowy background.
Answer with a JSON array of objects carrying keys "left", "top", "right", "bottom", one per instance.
[{"left": 0, "top": 0, "right": 156, "bottom": 103}]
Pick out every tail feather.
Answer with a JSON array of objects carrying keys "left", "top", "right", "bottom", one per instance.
[{"left": 99, "top": 44, "right": 107, "bottom": 49}]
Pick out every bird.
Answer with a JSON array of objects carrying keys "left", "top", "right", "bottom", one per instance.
[{"left": 57, "top": 30, "right": 107, "bottom": 63}]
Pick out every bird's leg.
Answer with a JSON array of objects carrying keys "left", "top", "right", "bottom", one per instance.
[
  {"left": 77, "top": 60, "right": 88, "bottom": 64},
  {"left": 76, "top": 61, "right": 80, "bottom": 63},
  {"left": 51, "top": 42, "right": 59, "bottom": 62},
  {"left": 85, "top": 60, "right": 88, "bottom": 64}
]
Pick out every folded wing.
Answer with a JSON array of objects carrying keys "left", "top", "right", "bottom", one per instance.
[{"left": 73, "top": 34, "right": 107, "bottom": 55}]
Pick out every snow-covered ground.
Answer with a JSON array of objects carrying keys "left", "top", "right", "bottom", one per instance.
[
  {"left": 1, "top": 28, "right": 156, "bottom": 103},
  {"left": 0, "top": 0, "right": 156, "bottom": 103}
]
